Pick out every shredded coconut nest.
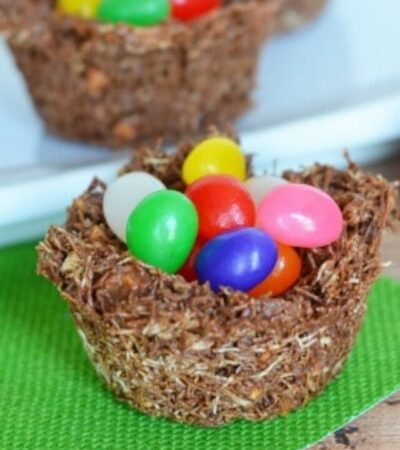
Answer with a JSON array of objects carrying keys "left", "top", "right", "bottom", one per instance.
[
  {"left": 0, "top": 0, "right": 278, "bottom": 148},
  {"left": 37, "top": 133, "right": 398, "bottom": 426}
]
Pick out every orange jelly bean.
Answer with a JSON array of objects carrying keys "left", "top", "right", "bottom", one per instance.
[{"left": 248, "top": 243, "right": 301, "bottom": 297}]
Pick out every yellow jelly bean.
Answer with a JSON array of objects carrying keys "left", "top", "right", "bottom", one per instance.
[
  {"left": 56, "top": 0, "right": 100, "bottom": 19},
  {"left": 182, "top": 137, "right": 246, "bottom": 185}
]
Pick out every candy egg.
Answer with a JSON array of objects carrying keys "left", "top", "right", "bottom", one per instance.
[
  {"left": 57, "top": 0, "right": 100, "bottom": 18},
  {"left": 186, "top": 175, "right": 256, "bottom": 241},
  {"left": 258, "top": 184, "right": 344, "bottom": 248},
  {"left": 195, "top": 228, "right": 278, "bottom": 292},
  {"left": 249, "top": 244, "right": 302, "bottom": 298},
  {"left": 127, "top": 190, "right": 198, "bottom": 274},
  {"left": 245, "top": 175, "right": 288, "bottom": 205},
  {"left": 103, "top": 172, "right": 165, "bottom": 243},
  {"left": 172, "top": 0, "right": 221, "bottom": 21},
  {"left": 98, "top": 0, "right": 170, "bottom": 26},
  {"left": 182, "top": 137, "right": 246, "bottom": 185}
]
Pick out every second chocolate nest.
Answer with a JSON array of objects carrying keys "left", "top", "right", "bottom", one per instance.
[{"left": 1, "top": 0, "right": 275, "bottom": 148}]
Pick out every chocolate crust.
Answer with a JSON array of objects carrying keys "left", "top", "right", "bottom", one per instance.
[
  {"left": 0, "top": 0, "right": 276, "bottom": 148},
  {"left": 37, "top": 137, "right": 398, "bottom": 426}
]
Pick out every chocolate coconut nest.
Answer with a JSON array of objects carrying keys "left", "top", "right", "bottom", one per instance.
[
  {"left": 0, "top": 0, "right": 278, "bottom": 148},
  {"left": 37, "top": 133, "right": 399, "bottom": 426}
]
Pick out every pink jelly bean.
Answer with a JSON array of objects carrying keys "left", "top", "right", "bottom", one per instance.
[{"left": 258, "top": 183, "right": 344, "bottom": 248}]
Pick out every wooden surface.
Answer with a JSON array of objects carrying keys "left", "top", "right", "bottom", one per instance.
[
  {"left": 314, "top": 393, "right": 400, "bottom": 450},
  {"left": 312, "top": 154, "right": 400, "bottom": 450}
]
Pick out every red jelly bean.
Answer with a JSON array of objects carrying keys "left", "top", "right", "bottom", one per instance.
[
  {"left": 248, "top": 243, "right": 302, "bottom": 298},
  {"left": 186, "top": 175, "right": 256, "bottom": 241},
  {"left": 178, "top": 240, "right": 202, "bottom": 282},
  {"left": 172, "top": 0, "right": 221, "bottom": 21}
]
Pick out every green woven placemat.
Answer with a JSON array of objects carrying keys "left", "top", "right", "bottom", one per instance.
[{"left": 1, "top": 243, "right": 399, "bottom": 450}]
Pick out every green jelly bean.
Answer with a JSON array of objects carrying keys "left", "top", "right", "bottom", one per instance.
[
  {"left": 126, "top": 190, "right": 198, "bottom": 274},
  {"left": 98, "top": 0, "right": 170, "bottom": 26}
]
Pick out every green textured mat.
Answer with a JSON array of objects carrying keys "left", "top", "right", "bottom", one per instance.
[{"left": 0, "top": 243, "right": 399, "bottom": 450}]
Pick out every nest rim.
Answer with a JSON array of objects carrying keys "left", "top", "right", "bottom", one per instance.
[{"left": 1, "top": 0, "right": 279, "bottom": 37}]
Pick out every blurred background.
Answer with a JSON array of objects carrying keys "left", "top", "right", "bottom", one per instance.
[{"left": 0, "top": 0, "right": 399, "bottom": 247}]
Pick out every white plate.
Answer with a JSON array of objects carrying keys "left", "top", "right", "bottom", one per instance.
[{"left": 1, "top": 0, "right": 400, "bottom": 246}]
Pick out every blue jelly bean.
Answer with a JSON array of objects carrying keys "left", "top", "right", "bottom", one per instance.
[{"left": 195, "top": 227, "right": 278, "bottom": 292}]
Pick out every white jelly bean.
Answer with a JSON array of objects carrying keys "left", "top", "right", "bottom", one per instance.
[
  {"left": 103, "top": 172, "right": 165, "bottom": 242},
  {"left": 245, "top": 175, "right": 287, "bottom": 205}
]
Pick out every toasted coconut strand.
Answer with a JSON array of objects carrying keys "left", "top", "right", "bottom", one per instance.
[
  {"left": 272, "top": 0, "right": 327, "bottom": 33},
  {"left": 37, "top": 141, "right": 398, "bottom": 426}
]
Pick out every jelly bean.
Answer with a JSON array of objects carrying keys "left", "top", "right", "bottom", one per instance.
[
  {"left": 245, "top": 175, "right": 287, "bottom": 206},
  {"left": 103, "top": 172, "right": 165, "bottom": 243},
  {"left": 186, "top": 175, "right": 256, "bottom": 241},
  {"left": 57, "top": 0, "right": 100, "bottom": 18},
  {"left": 248, "top": 244, "right": 302, "bottom": 298},
  {"left": 258, "top": 184, "right": 344, "bottom": 248},
  {"left": 127, "top": 190, "right": 198, "bottom": 273},
  {"left": 172, "top": 0, "right": 221, "bottom": 21},
  {"left": 98, "top": 0, "right": 170, "bottom": 26},
  {"left": 195, "top": 228, "right": 278, "bottom": 292},
  {"left": 182, "top": 137, "right": 246, "bottom": 185},
  {"left": 178, "top": 240, "right": 203, "bottom": 282}
]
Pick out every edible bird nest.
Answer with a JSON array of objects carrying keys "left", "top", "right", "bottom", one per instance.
[
  {"left": 0, "top": 0, "right": 276, "bottom": 148},
  {"left": 37, "top": 133, "right": 398, "bottom": 426}
]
